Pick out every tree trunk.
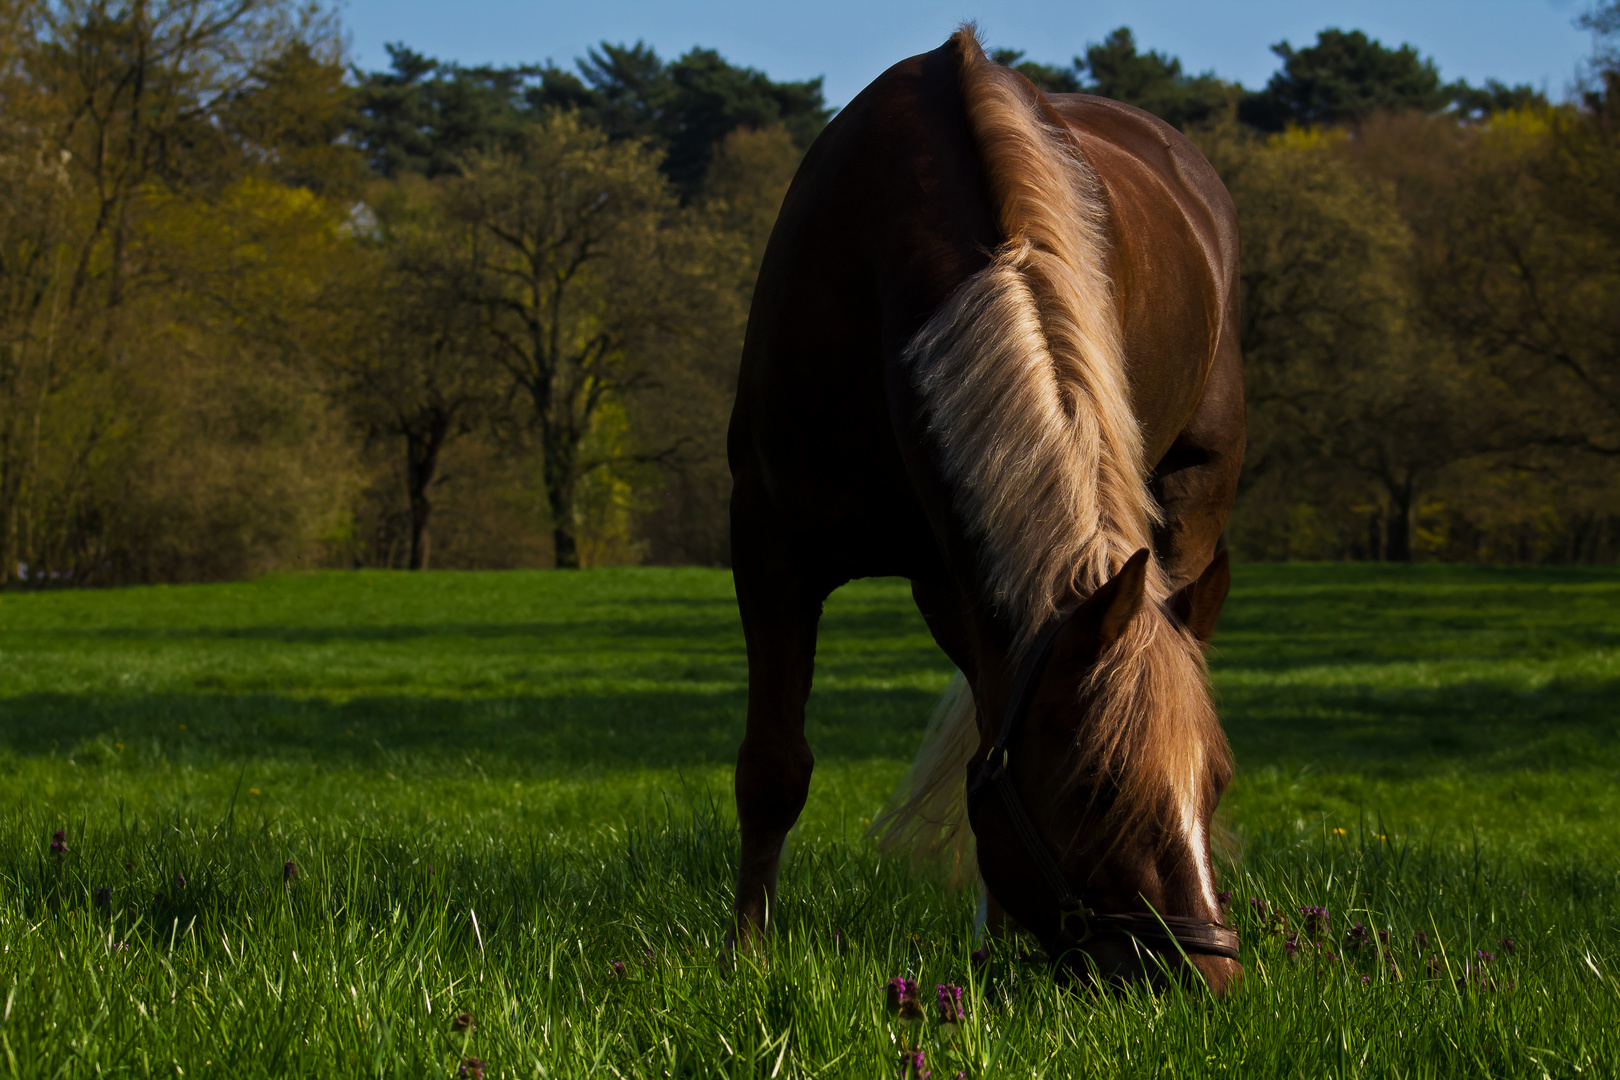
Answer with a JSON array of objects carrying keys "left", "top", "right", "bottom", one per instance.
[
  {"left": 541, "top": 423, "right": 581, "bottom": 569},
  {"left": 405, "top": 415, "right": 450, "bottom": 572},
  {"left": 1385, "top": 484, "right": 1414, "bottom": 563},
  {"left": 552, "top": 522, "right": 579, "bottom": 569},
  {"left": 548, "top": 477, "right": 579, "bottom": 569},
  {"left": 407, "top": 475, "right": 434, "bottom": 571}
]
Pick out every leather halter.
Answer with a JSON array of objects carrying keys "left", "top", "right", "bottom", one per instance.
[{"left": 964, "top": 610, "right": 1241, "bottom": 964}]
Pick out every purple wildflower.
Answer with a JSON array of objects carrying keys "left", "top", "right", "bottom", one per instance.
[
  {"left": 609, "top": 960, "right": 626, "bottom": 978},
  {"left": 452, "top": 1012, "right": 475, "bottom": 1034},
  {"left": 1459, "top": 958, "right": 1501, "bottom": 993},
  {"left": 886, "top": 977, "right": 916, "bottom": 1011},
  {"left": 886, "top": 977, "right": 924, "bottom": 1023},
  {"left": 885, "top": 976, "right": 907, "bottom": 1010},
  {"left": 49, "top": 830, "right": 67, "bottom": 860},
  {"left": 174, "top": 872, "right": 185, "bottom": 892},
  {"left": 458, "top": 1056, "right": 485, "bottom": 1080},
  {"left": 1299, "top": 905, "right": 1329, "bottom": 940},
  {"left": 935, "top": 983, "right": 965, "bottom": 1025},
  {"left": 1249, "top": 897, "right": 1267, "bottom": 919},
  {"left": 1346, "top": 922, "right": 1371, "bottom": 950},
  {"left": 1499, "top": 937, "right": 1516, "bottom": 955},
  {"left": 1360, "top": 974, "right": 1370, "bottom": 986},
  {"left": 969, "top": 947, "right": 990, "bottom": 966},
  {"left": 897, "top": 1047, "right": 928, "bottom": 1079},
  {"left": 1283, "top": 932, "right": 1301, "bottom": 959},
  {"left": 283, "top": 861, "right": 298, "bottom": 883},
  {"left": 1216, "top": 889, "right": 1232, "bottom": 907}
]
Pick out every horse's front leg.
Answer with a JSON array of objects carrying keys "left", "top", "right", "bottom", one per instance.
[{"left": 729, "top": 505, "right": 829, "bottom": 949}]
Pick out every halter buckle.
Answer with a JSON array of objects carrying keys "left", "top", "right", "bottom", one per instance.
[{"left": 1058, "top": 902, "right": 1092, "bottom": 945}]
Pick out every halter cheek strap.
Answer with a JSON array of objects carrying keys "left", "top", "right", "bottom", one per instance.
[{"left": 964, "top": 611, "right": 1241, "bottom": 964}]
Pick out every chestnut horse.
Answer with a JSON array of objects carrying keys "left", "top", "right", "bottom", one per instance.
[{"left": 726, "top": 28, "right": 1245, "bottom": 992}]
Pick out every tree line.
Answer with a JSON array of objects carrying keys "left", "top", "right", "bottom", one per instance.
[{"left": 1, "top": 1, "right": 1615, "bottom": 586}]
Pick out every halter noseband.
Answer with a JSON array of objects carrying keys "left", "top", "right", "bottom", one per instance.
[{"left": 964, "top": 610, "right": 1241, "bottom": 964}]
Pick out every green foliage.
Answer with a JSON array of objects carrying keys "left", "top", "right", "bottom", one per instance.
[
  {"left": 1581, "top": 0, "right": 1620, "bottom": 80},
  {"left": 1238, "top": 28, "right": 1545, "bottom": 130},
  {"left": 221, "top": 35, "right": 367, "bottom": 195},
  {"left": 1240, "top": 28, "right": 1451, "bottom": 130},
  {"left": 353, "top": 39, "right": 830, "bottom": 201},
  {"left": 350, "top": 44, "right": 549, "bottom": 179},
  {"left": 1206, "top": 104, "right": 1620, "bottom": 562},
  {"left": 992, "top": 29, "right": 1239, "bottom": 130},
  {"left": 1079, "top": 28, "right": 1239, "bottom": 129},
  {"left": 0, "top": 1, "right": 364, "bottom": 587},
  {"left": 1449, "top": 79, "right": 1549, "bottom": 122},
  {"left": 1, "top": 567, "right": 1619, "bottom": 1074},
  {"left": 1209, "top": 124, "right": 1506, "bottom": 561}
]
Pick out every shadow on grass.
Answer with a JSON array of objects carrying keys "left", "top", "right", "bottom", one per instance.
[
  {"left": 1220, "top": 671, "right": 1620, "bottom": 778},
  {"left": 1217, "top": 566, "right": 1620, "bottom": 673},
  {"left": 0, "top": 686, "right": 942, "bottom": 773},
  {"left": 6, "top": 587, "right": 930, "bottom": 647},
  {"left": 6, "top": 668, "right": 1616, "bottom": 781},
  {"left": 15, "top": 618, "right": 740, "bottom": 647}
]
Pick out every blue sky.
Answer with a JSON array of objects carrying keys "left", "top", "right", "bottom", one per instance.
[{"left": 341, "top": 1, "right": 1601, "bottom": 107}]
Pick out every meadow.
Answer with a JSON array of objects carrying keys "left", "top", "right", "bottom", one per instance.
[{"left": 1, "top": 564, "right": 1618, "bottom": 1078}]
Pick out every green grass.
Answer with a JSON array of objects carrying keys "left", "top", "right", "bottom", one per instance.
[{"left": 1, "top": 564, "right": 1618, "bottom": 1077}]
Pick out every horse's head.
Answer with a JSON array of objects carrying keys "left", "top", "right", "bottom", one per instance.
[{"left": 971, "top": 549, "right": 1240, "bottom": 995}]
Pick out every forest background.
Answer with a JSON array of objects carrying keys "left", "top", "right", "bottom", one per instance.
[{"left": 1, "top": 0, "right": 1617, "bottom": 586}]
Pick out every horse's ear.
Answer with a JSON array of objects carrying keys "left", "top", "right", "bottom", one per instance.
[
  {"left": 1052, "top": 548, "right": 1151, "bottom": 670},
  {"left": 1168, "top": 550, "right": 1231, "bottom": 644}
]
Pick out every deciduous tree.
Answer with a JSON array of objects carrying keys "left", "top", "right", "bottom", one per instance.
[{"left": 449, "top": 113, "right": 716, "bottom": 568}]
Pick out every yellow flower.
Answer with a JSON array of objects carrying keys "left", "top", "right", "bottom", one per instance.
[{"left": 1332, "top": 828, "right": 1347, "bottom": 836}]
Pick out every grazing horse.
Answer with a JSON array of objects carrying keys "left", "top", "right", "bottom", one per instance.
[{"left": 726, "top": 27, "right": 1246, "bottom": 993}]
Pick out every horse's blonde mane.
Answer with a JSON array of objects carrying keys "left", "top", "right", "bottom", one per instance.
[{"left": 870, "top": 27, "right": 1230, "bottom": 880}]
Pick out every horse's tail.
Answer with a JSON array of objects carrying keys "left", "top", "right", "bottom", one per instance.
[
  {"left": 910, "top": 26, "right": 1161, "bottom": 646},
  {"left": 867, "top": 671, "right": 980, "bottom": 887}
]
